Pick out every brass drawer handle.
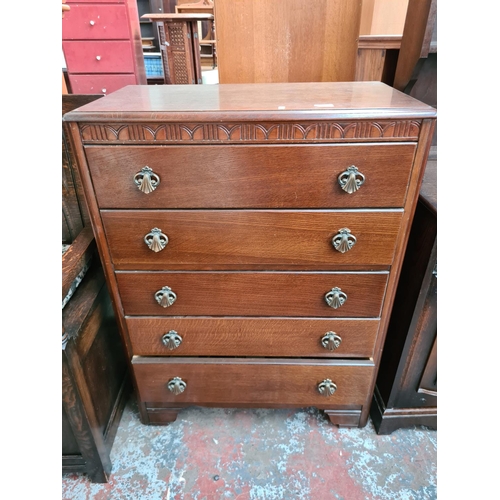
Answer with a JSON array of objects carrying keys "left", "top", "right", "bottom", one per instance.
[
  {"left": 162, "top": 330, "right": 182, "bottom": 350},
  {"left": 338, "top": 165, "right": 365, "bottom": 194},
  {"left": 155, "top": 286, "right": 177, "bottom": 308},
  {"left": 318, "top": 379, "right": 337, "bottom": 397},
  {"left": 144, "top": 227, "right": 169, "bottom": 252},
  {"left": 325, "top": 287, "right": 347, "bottom": 309},
  {"left": 332, "top": 228, "right": 356, "bottom": 253},
  {"left": 167, "top": 377, "right": 186, "bottom": 395},
  {"left": 321, "top": 332, "right": 342, "bottom": 351},
  {"left": 134, "top": 166, "right": 160, "bottom": 194}
]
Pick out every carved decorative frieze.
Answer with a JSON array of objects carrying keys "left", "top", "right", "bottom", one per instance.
[{"left": 80, "top": 120, "right": 421, "bottom": 144}]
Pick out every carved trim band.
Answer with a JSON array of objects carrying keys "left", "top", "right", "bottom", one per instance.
[{"left": 79, "top": 120, "right": 421, "bottom": 144}]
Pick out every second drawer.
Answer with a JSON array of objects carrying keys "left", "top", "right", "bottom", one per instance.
[
  {"left": 126, "top": 317, "right": 379, "bottom": 358},
  {"left": 101, "top": 210, "right": 403, "bottom": 270},
  {"left": 63, "top": 40, "right": 135, "bottom": 73}
]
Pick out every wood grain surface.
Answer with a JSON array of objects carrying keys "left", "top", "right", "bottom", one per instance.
[
  {"left": 132, "top": 357, "right": 374, "bottom": 406},
  {"left": 126, "top": 317, "right": 379, "bottom": 358},
  {"left": 101, "top": 210, "right": 403, "bottom": 270},
  {"left": 116, "top": 271, "right": 388, "bottom": 317},
  {"left": 214, "top": 0, "right": 362, "bottom": 83},
  {"left": 86, "top": 143, "right": 416, "bottom": 209},
  {"left": 63, "top": 82, "right": 437, "bottom": 123}
]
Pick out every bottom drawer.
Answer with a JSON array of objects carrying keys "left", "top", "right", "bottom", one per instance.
[{"left": 132, "top": 357, "right": 374, "bottom": 407}]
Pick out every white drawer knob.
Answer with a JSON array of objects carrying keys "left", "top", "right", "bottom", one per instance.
[
  {"left": 89, "top": 20, "right": 95, "bottom": 25},
  {"left": 96, "top": 55, "right": 101, "bottom": 61}
]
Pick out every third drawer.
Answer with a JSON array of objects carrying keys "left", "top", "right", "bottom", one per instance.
[
  {"left": 126, "top": 317, "right": 380, "bottom": 358},
  {"left": 116, "top": 271, "right": 388, "bottom": 317}
]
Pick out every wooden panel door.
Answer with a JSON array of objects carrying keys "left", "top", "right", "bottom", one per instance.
[{"left": 215, "top": 0, "right": 362, "bottom": 83}]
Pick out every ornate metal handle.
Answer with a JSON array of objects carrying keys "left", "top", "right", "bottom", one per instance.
[
  {"left": 321, "top": 332, "right": 342, "bottom": 351},
  {"left": 167, "top": 377, "right": 186, "bottom": 395},
  {"left": 318, "top": 379, "right": 337, "bottom": 397},
  {"left": 162, "top": 330, "right": 182, "bottom": 350},
  {"left": 144, "top": 227, "right": 169, "bottom": 253},
  {"left": 324, "top": 287, "right": 347, "bottom": 309},
  {"left": 155, "top": 286, "right": 177, "bottom": 308},
  {"left": 338, "top": 165, "right": 365, "bottom": 194},
  {"left": 332, "top": 228, "right": 356, "bottom": 253},
  {"left": 134, "top": 166, "right": 160, "bottom": 194}
]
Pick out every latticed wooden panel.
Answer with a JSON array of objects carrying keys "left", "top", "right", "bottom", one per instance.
[{"left": 165, "top": 21, "right": 195, "bottom": 84}]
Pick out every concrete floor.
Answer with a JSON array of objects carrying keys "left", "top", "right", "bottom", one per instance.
[{"left": 62, "top": 397, "right": 437, "bottom": 499}]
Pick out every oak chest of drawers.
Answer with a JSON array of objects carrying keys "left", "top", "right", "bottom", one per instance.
[{"left": 64, "top": 82, "right": 436, "bottom": 427}]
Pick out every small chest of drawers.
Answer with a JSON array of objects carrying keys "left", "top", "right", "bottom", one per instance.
[
  {"left": 62, "top": 0, "right": 146, "bottom": 95},
  {"left": 64, "top": 82, "right": 436, "bottom": 428}
]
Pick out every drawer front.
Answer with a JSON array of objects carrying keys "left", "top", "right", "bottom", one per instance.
[
  {"left": 63, "top": 41, "right": 135, "bottom": 73},
  {"left": 85, "top": 144, "right": 416, "bottom": 209},
  {"left": 126, "top": 317, "right": 379, "bottom": 358},
  {"left": 62, "top": 5, "right": 130, "bottom": 40},
  {"left": 102, "top": 210, "right": 402, "bottom": 270},
  {"left": 132, "top": 358, "right": 374, "bottom": 406},
  {"left": 116, "top": 272, "right": 388, "bottom": 317},
  {"left": 68, "top": 74, "right": 137, "bottom": 95}
]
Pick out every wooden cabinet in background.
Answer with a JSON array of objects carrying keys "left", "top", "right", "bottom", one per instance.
[
  {"left": 137, "top": 0, "right": 176, "bottom": 53},
  {"left": 355, "top": 35, "right": 401, "bottom": 85},
  {"left": 370, "top": 155, "right": 437, "bottom": 434},
  {"left": 62, "top": 0, "right": 146, "bottom": 95},
  {"left": 62, "top": 242, "right": 130, "bottom": 482},
  {"left": 141, "top": 12, "right": 214, "bottom": 84},
  {"left": 62, "top": 95, "right": 131, "bottom": 482},
  {"left": 214, "top": 0, "right": 362, "bottom": 84}
]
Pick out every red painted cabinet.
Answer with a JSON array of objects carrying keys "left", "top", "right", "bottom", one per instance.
[{"left": 63, "top": 0, "right": 146, "bottom": 95}]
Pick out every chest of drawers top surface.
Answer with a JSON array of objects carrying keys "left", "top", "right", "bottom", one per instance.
[{"left": 63, "top": 82, "right": 436, "bottom": 122}]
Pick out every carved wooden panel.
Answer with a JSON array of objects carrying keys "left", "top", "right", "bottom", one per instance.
[{"left": 79, "top": 120, "right": 421, "bottom": 144}]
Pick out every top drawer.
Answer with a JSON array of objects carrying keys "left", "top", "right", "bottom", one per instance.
[
  {"left": 85, "top": 143, "right": 416, "bottom": 209},
  {"left": 62, "top": 4, "right": 130, "bottom": 40}
]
